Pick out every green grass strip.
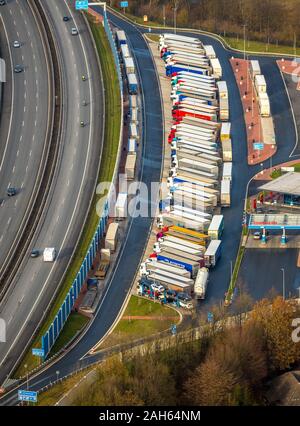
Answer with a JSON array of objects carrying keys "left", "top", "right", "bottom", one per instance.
[
  {"left": 225, "top": 246, "right": 245, "bottom": 304},
  {"left": 14, "top": 18, "right": 121, "bottom": 378}
]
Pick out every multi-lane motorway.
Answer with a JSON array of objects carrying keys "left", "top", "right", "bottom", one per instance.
[
  {"left": 0, "top": 0, "right": 104, "bottom": 387},
  {"left": 0, "top": 0, "right": 51, "bottom": 285},
  {"left": 1, "top": 5, "right": 300, "bottom": 406}
]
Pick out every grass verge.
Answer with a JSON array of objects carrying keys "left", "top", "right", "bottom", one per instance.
[
  {"left": 36, "top": 367, "right": 95, "bottom": 406},
  {"left": 14, "top": 17, "right": 121, "bottom": 378},
  {"left": 225, "top": 247, "right": 245, "bottom": 305},
  {"left": 95, "top": 295, "right": 180, "bottom": 351},
  {"left": 224, "top": 37, "right": 298, "bottom": 56}
]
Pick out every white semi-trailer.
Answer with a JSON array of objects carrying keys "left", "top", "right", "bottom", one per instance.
[{"left": 194, "top": 267, "right": 209, "bottom": 299}]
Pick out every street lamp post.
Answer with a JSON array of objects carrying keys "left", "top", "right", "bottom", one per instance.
[
  {"left": 243, "top": 24, "right": 247, "bottom": 61},
  {"left": 174, "top": 5, "right": 178, "bottom": 35},
  {"left": 56, "top": 370, "right": 60, "bottom": 382},
  {"left": 281, "top": 268, "right": 285, "bottom": 300}
]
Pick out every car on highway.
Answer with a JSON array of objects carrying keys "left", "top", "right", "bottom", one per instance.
[
  {"left": 71, "top": 27, "right": 78, "bottom": 36},
  {"left": 13, "top": 41, "right": 20, "bottom": 48},
  {"left": 7, "top": 187, "right": 17, "bottom": 197},
  {"left": 63, "top": 16, "right": 69, "bottom": 22},
  {"left": 14, "top": 65, "right": 23, "bottom": 73},
  {"left": 253, "top": 232, "right": 262, "bottom": 240},
  {"left": 150, "top": 283, "right": 165, "bottom": 294},
  {"left": 30, "top": 250, "right": 39, "bottom": 258}
]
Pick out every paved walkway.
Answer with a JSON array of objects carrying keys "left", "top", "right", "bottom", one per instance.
[
  {"left": 122, "top": 315, "right": 179, "bottom": 320},
  {"left": 230, "top": 58, "right": 277, "bottom": 165},
  {"left": 277, "top": 59, "right": 300, "bottom": 90}
]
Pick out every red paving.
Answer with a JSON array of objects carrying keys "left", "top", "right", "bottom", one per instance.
[
  {"left": 277, "top": 59, "right": 300, "bottom": 90},
  {"left": 230, "top": 58, "right": 277, "bottom": 166}
]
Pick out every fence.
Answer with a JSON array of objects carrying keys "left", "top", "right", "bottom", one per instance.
[{"left": 41, "top": 9, "right": 123, "bottom": 360}]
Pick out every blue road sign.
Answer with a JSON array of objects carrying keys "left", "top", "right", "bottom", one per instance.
[
  {"left": 207, "top": 312, "right": 214, "bottom": 323},
  {"left": 120, "top": 1, "right": 129, "bottom": 7},
  {"left": 253, "top": 142, "right": 264, "bottom": 151},
  {"left": 75, "top": 0, "right": 89, "bottom": 10},
  {"left": 171, "top": 324, "right": 177, "bottom": 335},
  {"left": 32, "top": 348, "right": 45, "bottom": 357},
  {"left": 18, "top": 390, "right": 37, "bottom": 402}
]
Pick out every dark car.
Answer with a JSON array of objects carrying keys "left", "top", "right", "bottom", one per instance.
[
  {"left": 7, "top": 187, "right": 16, "bottom": 197},
  {"left": 63, "top": 16, "right": 69, "bottom": 21},
  {"left": 30, "top": 249, "right": 39, "bottom": 258},
  {"left": 14, "top": 65, "right": 23, "bottom": 73},
  {"left": 0, "top": 0, "right": 6, "bottom": 6}
]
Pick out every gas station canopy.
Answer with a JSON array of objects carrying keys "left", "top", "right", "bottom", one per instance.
[
  {"left": 249, "top": 214, "right": 300, "bottom": 229},
  {"left": 259, "top": 172, "right": 300, "bottom": 196}
]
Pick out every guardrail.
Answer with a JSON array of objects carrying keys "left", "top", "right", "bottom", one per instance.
[{"left": 41, "top": 8, "right": 123, "bottom": 360}]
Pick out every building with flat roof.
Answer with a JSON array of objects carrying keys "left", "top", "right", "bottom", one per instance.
[{"left": 259, "top": 172, "right": 300, "bottom": 206}]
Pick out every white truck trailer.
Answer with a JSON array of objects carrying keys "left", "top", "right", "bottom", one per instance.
[{"left": 194, "top": 267, "right": 209, "bottom": 299}]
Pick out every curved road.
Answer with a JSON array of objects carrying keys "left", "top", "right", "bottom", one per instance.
[
  {"left": 0, "top": 0, "right": 50, "bottom": 280},
  {"left": 1, "top": 10, "right": 299, "bottom": 405},
  {"left": 0, "top": 0, "right": 103, "bottom": 387}
]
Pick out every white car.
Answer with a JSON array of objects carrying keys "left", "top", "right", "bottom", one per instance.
[
  {"left": 151, "top": 283, "right": 165, "bottom": 293},
  {"left": 71, "top": 27, "right": 78, "bottom": 36},
  {"left": 13, "top": 40, "right": 20, "bottom": 48}
]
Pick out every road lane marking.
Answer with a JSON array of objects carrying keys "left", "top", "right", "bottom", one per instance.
[{"left": 7, "top": 217, "right": 11, "bottom": 226}]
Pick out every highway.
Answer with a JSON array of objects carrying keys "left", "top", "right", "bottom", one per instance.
[
  {"left": 0, "top": 0, "right": 50, "bottom": 284},
  {"left": 1, "top": 9, "right": 300, "bottom": 405},
  {"left": 0, "top": 0, "right": 104, "bottom": 387}
]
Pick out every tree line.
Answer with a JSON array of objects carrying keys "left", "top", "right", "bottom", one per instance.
[
  {"left": 110, "top": 0, "right": 300, "bottom": 48},
  {"left": 72, "top": 295, "right": 300, "bottom": 406}
]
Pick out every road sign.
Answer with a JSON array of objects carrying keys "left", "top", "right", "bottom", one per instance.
[
  {"left": 253, "top": 142, "right": 264, "bottom": 150},
  {"left": 120, "top": 1, "right": 128, "bottom": 7},
  {"left": 75, "top": 0, "right": 89, "bottom": 10},
  {"left": 18, "top": 390, "right": 37, "bottom": 402},
  {"left": 207, "top": 312, "right": 214, "bottom": 323},
  {"left": 32, "top": 348, "right": 45, "bottom": 357},
  {"left": 171, "top": 324, "right": 177, "bottom": 335}
]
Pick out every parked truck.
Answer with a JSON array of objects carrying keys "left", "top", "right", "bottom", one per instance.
[
  {"left": 204, "top": 240, "right": 222, "bottom": 267},
  {"left": 258, "top": 92, "right": 270, "bottom": 117},
  {"left": 128, "top": 73, "right": 138, "bottom": 94},
  {"left": 105, "top": 222, "right": 119, "bottom": 252},
  {"left": 124, "top": 57, "right": 135, "bottom": 75},
  {"left": 222, "top": 162, "right": 232, "bottom": 181},
  {"left": 222, "top": 139, "right": 232, "bottom": 162},
  {"left": 204, "top": 45, "right": 216, "bottom": 59},
  {"left": 116, "top": 30, "right": 127, "bottom": 47},
  {"left": 217, "top": 81, "right": 228, "bottom": 99},
  {"left": 156, "top": 251, "right": 200, "bottom": 278},
  {"left": 210, "top": 58, "right": 222, "bottom": 79},
  {"left": 219, "top": 97, "right": 229, "bottom": 121},
  {"left": 220, "top": 122, "right": 231, "bottom": 142},
  {"left": 125, "top": 153, "right": 136, "bottom": 180},
  {"left": 166, "top": 64, "right": 210, "bottom": 77},
  {"left": 255, "top": 74, "right": 267, "bottom": 93},
  {"left": 208, "top": 215, "right": 224, "bottom": 240},
  {"left": 221, "top": 179, "right": 231, "bottom": 207},
  {"left": 157, "top": 212, "right": 210, "bottom": 232},
  {"left": 141, "top": 259, "right": 191, "bottom": 278},
  {"left": 115, "top": 193, "right": 127, "bottom": 219},
  {"left": 194, "top": 267, "right": 209, "bottom": 299},
  {"left": 163, "top": 225, "right": 209, "bottom": 246},
  {"left": 154, "top": 240, "right": 204, "bottom": 257},
  {"left": 250, "top": 60, "right": 261, "bottom": 79}
]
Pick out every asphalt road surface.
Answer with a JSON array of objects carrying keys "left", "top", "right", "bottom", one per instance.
[
  {"left": 0, "top": 0, "right": 50, "bottom": 275},
  {"left": 1, "top": 12, "right": 300, "bottom": 405},
  {"left": 0, "top": 0, "right": 104, "bottom": 386},
  {"left": 238, "top": 248, "right": 300, "bottom": 300}
]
